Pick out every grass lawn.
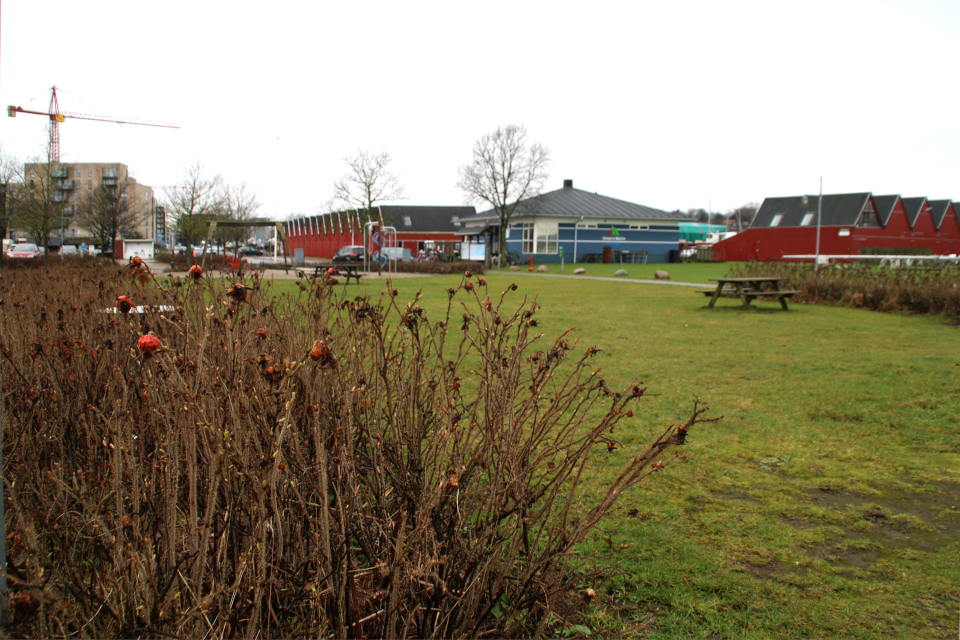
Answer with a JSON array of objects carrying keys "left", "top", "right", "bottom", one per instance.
[{"left": 266, "top": 264, "right": 960, "bottom": 638}]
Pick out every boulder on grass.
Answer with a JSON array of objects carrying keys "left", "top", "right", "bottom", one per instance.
[
  {"left": 614, "top": 269, "right": 628, "bottom": 277},
  {"left": 509, "top": 265, "right": 521, "bottom": 271},
  {"left": 654, "top": 270, "right": 670, "bottom": 280},
  {"left": 573, "top": 268, "right": 586, "bottom": 275},
  {"left": 537, "top": 265, "right": 549, "bottom": 273}
]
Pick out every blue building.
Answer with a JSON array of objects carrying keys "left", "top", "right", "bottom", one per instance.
[{"left": 457, "top": 180, "right": 685, "bottom": 264}]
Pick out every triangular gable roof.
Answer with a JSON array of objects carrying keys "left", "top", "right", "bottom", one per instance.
[
  {"left": 377, "top": 205, "right": 477, "bottom": 233},
  {"left": 928, "top": 200, "right": 950, "bottom": 230},
  {"left": 751, "top": 193, "right": 870, "bottom": 228},
  {"left": 901, "top": 197, "right": 927, "bottom": 229},
  {"left": 471, "top": 182, "right": 682, "bottom": 222},
  {"left": 872, "top": 195, "right": 900, "bottom": 227}
]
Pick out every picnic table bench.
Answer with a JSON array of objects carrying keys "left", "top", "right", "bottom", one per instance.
[
  {"left": 311, "top": 263, "right": 363, "bottom": 284},
  {"left": 699, "top": 277, "right": 798, "bottom": 310}
]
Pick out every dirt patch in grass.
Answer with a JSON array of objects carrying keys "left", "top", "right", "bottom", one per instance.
[{"left": 798, "top": 482, "right": 960, "bottom": 570}]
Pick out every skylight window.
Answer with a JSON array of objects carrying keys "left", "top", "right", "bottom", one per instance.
[
  {"left": 801, "top": 213, "right": 814, "bottom": 226},
  {"left": 403, "top": 216, "right": 412, "bottom": 227},
  {"left": 770, "top": 214, "right": 783, "bottom": 227}
]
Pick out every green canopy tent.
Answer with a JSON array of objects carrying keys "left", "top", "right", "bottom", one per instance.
[{"left": 679, "top": 222, "right": 727, "bottom": 242}]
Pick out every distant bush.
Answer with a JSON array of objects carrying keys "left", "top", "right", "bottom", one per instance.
[
  {"left": 0, "top": 263, "right": 713, "bottom": 638},
  {"left": 730, "top": 262, "right": 960, "bottom": 318},
  {"left": 387, "top": 260, "right": 485, "bottom": 275}
]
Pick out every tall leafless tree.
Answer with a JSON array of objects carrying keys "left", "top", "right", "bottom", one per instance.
[
  {"left": 165, "top": 163, "right": 225, "bottom": 264},
  {"left": 0, "top": 146, "right": 18, "bottom": 248},
  {"left": 9, "top": 137, "right": 72, "bottom": 264},
  {"left": 74, "top": 167, "right": 150, "bottom": 255},
  {"left": 457, "top": 124, "right": 549, "bottom": 268},
  {"left": 219, "top": 182, "right": 261, "bottom": 256},
  {"left": 728, "top": 202, "right": 759, "bottom": 231},
  {"left": 331, "top": 150, "right": 405, "bottom": 225}
]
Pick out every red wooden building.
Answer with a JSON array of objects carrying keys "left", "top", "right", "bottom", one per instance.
[
  {"left": 713, "top": 193, "right": 960, "bottom": 261},
  {"left": 283, "top": 206, "right": 474, "bottom": 259}
]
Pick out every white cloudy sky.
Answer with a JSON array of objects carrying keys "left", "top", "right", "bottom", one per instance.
[{"left": 2, "top": 0, "right": 958, "bottom": 218}]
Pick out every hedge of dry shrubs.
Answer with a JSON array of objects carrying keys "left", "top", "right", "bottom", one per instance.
[
  {"left": 0, "top": 261, "right": 712, "bottom": 638},
  {"left": 730, "top": 261, "right": 960, "bottom": 319}
]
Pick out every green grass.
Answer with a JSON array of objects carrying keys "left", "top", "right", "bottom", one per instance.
[{"left": 268, "top": 266, "right": 960, "bottom": 638}]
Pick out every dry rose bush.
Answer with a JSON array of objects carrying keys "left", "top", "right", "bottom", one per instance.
[{"left": 0, "top": 262, "right": 713, "bottom": 638}]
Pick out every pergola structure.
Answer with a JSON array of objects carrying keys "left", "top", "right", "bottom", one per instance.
[{"left": 199, "top": 220, "right": 291, "bottom": 272}]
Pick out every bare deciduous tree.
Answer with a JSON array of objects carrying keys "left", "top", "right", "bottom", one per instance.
[
  {"left": 165, "top": 163, "right": 225, "bottom": 264},
  {"left": 457, "top": 124, "right": 549, "bottom": 268},
  {"left": 728, "top": 202, "right": 759, "bottom": 231},
  {"left": 9, "top": 136, "right": 72, "bottom": 264},
  {"left": 220, "top": 182, "right": 261, "bottom": 256},
  {"left": 0, "top": 146, "right": 19, "bottom": 245},
  {"left": 331, "top": 150, "right": 405, "bottom": 225},
  {"left": 74, "top": 167, "right": 150, "bottom": 256}
]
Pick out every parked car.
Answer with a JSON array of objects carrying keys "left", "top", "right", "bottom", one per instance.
[
  {"left": 59, "top": 245, "right": 79, "bottom": 258},
  {"left": 239, "top": 246, "right": 263, "bottom": 256},
  {"left": 7, "top": 243, "right": 43, "bottom": 259},
  {"left": 332, "top": 245, "right": 365, "bottom": 262}
]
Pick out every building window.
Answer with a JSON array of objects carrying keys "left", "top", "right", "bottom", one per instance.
[
  {"left": 629, "top": 224, "right": 649, "bottom": 230},
  {"left": 858, "top": 203, "right": 877, "bottom": 227},
  {"left": 770, "top": 214, "right": 783, "bottom": 227},
  {"left": 521, "top": 222, "right": 558, "bottom": 254},
  {"left": 88, "top": 180, "right": 93, "bottom": 189},
  {"left": 75, "top": 168, "right": 81, "bottom": 178},
  {"left": 88, "top": 167, "right": 92, "bottom": 178},
  {"left": 800, "top": 213, "right": 814, "bottom": 226},
  {"left": 103, "top": 167, "right": 118, "bottom": 178},
  {"left": 403, "top": 216, "right": 412, "bottom": 227}
]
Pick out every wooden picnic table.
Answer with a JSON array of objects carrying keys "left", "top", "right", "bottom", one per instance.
[
  {"left": 311, "top": 263, "right": 363, "bottom": 284},
  {"left": 699, "top": 276, "right": 798, "bottom": 310}
]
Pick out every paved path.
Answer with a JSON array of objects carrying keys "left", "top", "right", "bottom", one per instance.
[{"left": 149, "top": 260, "right": 710, "bottom": 287}]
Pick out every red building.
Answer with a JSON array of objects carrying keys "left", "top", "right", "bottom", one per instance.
[
  {"left": 713, "top": 193, "right": 960, "bottom": 261},
  {"left": 283, "top": 206, "right": 474, "bottom": 259}
]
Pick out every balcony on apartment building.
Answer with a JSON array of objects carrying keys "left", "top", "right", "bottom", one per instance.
[
  {"left": 102, "top": 168, "right": 119, "bottom": 187},
  {"left": 57, "top": 179, "right": 75, "bottom": 190},
  {"left": 50, "top": 167, "right": 70, "bottom": 179}
]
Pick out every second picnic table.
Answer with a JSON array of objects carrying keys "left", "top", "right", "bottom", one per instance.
[
  {"left": 699, "top": 277, "right": 798, "bottom": 310},
  {"left": 311, "top": 263, "right": 363, "bottom": 284}
]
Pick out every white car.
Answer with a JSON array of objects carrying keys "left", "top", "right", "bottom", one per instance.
[{"left": 59, "top": 245, "right": 79, "bottom": 258}]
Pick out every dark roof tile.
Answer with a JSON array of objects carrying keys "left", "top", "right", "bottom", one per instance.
[
  {"left": 872, "top": 195, "right": 900, "bottom": 227},
  {"left": 901, "top": 197, "right": 927, "bottom": 229},
  {"left": 469, "top": 182, "right": 682, "bottom": 222},
  {"left": 928, "top": 199, "right": 950, "bottom": 230},
  {"left": 751, "top": 193, "right": 871, "bottom": 228}
]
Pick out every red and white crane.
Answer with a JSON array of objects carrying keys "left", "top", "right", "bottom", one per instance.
[{"left": 6, "top": 86, "right": 180, "bottom": 163}]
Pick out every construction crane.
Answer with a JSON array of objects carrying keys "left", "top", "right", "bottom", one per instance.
[{"left": 6, "top": 86, "right": 180, "bottom": 163}]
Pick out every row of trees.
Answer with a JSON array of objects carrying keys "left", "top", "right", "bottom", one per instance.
[
  {"left": 674, "top": 204, "right": 759, "bottom": 230},
  {"left": 0, "top": 138, "right": 260, "bottom": 264},
  {"left": 4, "top": 126, "right": 759, "bottom": 268},
  {"left": 0, "top": 147, "right": 151, "bottom": 264},
  {"left": 163, "top": 163, "right": 261, "bottom": 259},
  {"left": 330, "top": 125, "right": 550, "bottom": 267}
]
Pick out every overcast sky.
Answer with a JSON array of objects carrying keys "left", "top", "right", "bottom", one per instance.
[{"left": 2, "top": 0, "right": 958, "bottom": 219}]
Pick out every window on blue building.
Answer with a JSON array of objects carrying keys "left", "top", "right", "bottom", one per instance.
[{"left": 522, "top": 222, "right": 558, "bottom": 254}]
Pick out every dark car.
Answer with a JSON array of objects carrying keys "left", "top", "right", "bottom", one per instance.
[
  {"left": 332, "top": 245, "right": 365, "bottom": 262},
  {"left": 239, "top": 246, "right": 263, "bottom": 256}
]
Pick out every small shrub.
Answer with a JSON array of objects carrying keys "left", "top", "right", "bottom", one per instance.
[{"left": 0, "top": 263, "right": 713, "bottom": 638}]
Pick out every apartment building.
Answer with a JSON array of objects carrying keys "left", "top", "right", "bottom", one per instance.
[{"left": 20, "top": 162, "right": 161, "bottom": 245}]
